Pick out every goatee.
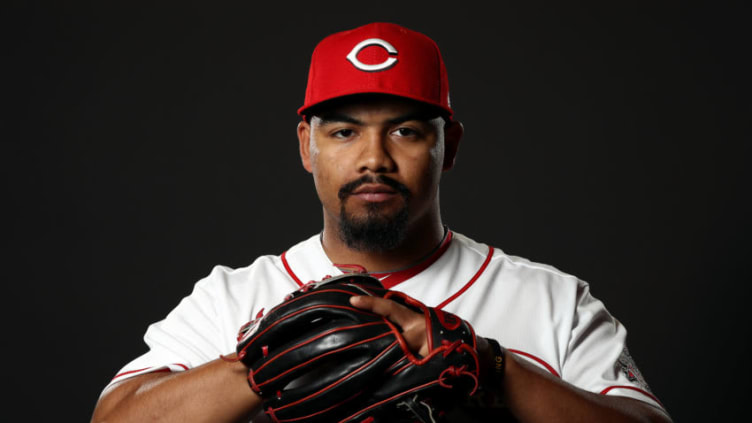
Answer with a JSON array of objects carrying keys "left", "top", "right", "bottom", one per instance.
[
  {"left": 339, "top": 203, "right": 409, "bottom": 252},
  {"left": 337, "top": 175, "right": 411, "bottom": 252}
]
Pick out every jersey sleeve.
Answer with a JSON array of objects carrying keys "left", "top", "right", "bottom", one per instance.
[
  {"left": 561, "top": 280, "right": 665, "bottom": 411},
  {"left": 104, "top": 267, "right": 228, "bottom": 390}
]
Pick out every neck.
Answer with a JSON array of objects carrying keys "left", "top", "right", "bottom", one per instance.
[{"left": 320, "top": 210, "right": 445, "bottom": 273}]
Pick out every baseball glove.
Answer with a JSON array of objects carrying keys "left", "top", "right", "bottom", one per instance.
[
  {"left": 232, "top": 273, "right": 481, "bottom": 423},
  {"left": 341, "top": 290, "right": 482, "bottom": 423}
]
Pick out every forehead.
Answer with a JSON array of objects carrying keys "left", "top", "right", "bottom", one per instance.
[{"left": 308, "top": 94, "right": 445, "bottom": 124}]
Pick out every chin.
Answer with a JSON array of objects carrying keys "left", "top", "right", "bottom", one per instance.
[{"left": 338, "top": 203, "right": 410, "bottom": 252}]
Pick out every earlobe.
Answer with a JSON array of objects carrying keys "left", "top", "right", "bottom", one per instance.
[
  {"left": 442, "top": 121, "right": 463, "bottom": 171},
  {"left": 297, "top": 121, "right": 313, "bottom": 173}
]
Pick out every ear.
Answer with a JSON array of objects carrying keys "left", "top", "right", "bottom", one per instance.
[
  {"left": 297, "top": 120, "right": 313, "bottom": 173},
  {"left": 442, "top": 120, "right": 463, "bottom": 171}
]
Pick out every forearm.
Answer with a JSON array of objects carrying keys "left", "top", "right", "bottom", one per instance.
[
  {"left": 478, "top": 339, "right": 671, "bottom": 423},
  {"left": 91, "top": 354, "right": 262, "bottom": 423}
]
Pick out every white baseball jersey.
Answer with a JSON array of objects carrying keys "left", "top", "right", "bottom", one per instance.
[{"left": 106, "top": 230, "right": 665, "bottom": 414}]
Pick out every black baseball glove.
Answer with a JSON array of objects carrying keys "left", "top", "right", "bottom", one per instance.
[
  {"left": 233, "top": 273, "right": 481, "bottom": 423},
  {"left": 340, "top": 290, "right": 482, "bottom": 422}
]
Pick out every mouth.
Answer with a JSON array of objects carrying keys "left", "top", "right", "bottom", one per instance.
[
  {"left": 351, "top": 184, "right": 398, "bottom": 202},
  {"left": 339, "top": 175, "right": 411, "bottom": 205}
]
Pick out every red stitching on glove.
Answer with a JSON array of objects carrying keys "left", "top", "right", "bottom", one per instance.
[
  {"left": 438, "top": 364, "right": 480, "bottom": 395},
  {"left": 441, "top": 339, "right": 463, "bottom": 358},
  {"left": 256, "top": 329, "right": 395, "bottom": 388},
  {"left": 338, "top": 380, "right": 443, "bottom": 422},
  {"left": 265, "top": 405, "right": 279, "bottom": 423},
  {"left": 237, "top": 303, "right": 383, "bottom": 361},
  {"left": 248, "top": 368, "right": 262, "bottom": 394},
  {"left": 273, "top": 390, "right": 365, "bottom": 422},
  {"left": 219, "top": 353, "right": 241, "bottom": 363},
  {"left": 274, "top": 340, "right": 400, "bottom": 412}
]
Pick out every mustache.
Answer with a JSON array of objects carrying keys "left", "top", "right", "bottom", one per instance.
[{"left": 338, "top": 175, "right": 411, "bottom": 200}]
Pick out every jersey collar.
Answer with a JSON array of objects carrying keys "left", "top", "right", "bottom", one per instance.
[
  {"left": 283, "top": 228, "right": 454, "bottom": 289},
  {"left": 368, "top": 228, "right": 453, "bottom": 289}
]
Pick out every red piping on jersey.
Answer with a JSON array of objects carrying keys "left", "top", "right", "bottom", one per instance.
[
  {"left": 600, "top": 385, "right": 663, "bottom": 406},
  {"left": 281, "top": 251, "right": 304, "bottom": 287},
  {"left": 436, "top": 245, "right": 494, "bottom": 310},
  {"left": 281, "top": 231, "right": 454, "bottom": 289},
  {"left": 370, "top": 231, "right": 454, "bottom": 288},
  {"left": 508, "top": 349, "right": 560, "bottom": 378},
  {"left": 112, "top": 363, "right": 188, "bottom": 381},
  {"left": 281, "top": 232, "right": 491, "bottom": 309}
]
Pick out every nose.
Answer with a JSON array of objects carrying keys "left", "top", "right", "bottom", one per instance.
[{"left": 356, "top": 130, "right": 397, "bottom": 174}]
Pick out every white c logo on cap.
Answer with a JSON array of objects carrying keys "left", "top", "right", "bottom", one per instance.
[{"left": 346, "top": 38, "right": 398, "bottom": 72}]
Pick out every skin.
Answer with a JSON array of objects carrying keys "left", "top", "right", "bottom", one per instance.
[
  {"left": 297, "top": 96, "right": 462, "bottom": 272},
  {"left": 91, "top": 96, "right": 672, "bottom": 422},
  {"left": 91, "top": 353, "right": 262, "bottom": 422}
]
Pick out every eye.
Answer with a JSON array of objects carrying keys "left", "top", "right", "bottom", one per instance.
[
  {"left": 332, "top": 128, "right": 355, "bottom": 139},
  {"left": 392, "top": 127, "right": 418, "bottom": 137}
]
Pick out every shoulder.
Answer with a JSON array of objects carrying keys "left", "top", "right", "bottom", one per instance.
[
  {"left": 434, "top": 231, "right": 589, "bottom": 333},
  {"left": 452, "top": 231, "right": 585, "bottom": 291},
  {"left": 196, "top": 256, "right": 282, "bottom": 291},
  {"left": 194, "top": 235, "right": 323, "bottom": 298}
]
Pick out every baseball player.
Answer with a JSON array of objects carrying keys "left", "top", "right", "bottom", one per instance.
[{"left": 92, "top": 22, "right": 672, "bottom": 422}]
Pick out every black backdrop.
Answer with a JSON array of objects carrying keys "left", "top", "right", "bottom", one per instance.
[{"left": 4, "top": 1, "right": 749, "bottom": 421}]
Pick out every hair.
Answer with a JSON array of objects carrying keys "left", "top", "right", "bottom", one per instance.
[{"left": 302, "top": 93, "right": 450, "bottom": 126}]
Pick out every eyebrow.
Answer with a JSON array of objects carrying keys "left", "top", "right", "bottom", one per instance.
[
  {"left": 316, "top": 113, "right": 362, "bottom": 125},
  {"left": 316, "top": 111, "right": 439, "bottom": 126},
  {"left": 386, "top": 111, "right": 440, "bottom": 125}
]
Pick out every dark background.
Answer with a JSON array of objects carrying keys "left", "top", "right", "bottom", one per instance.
[{"left": 4, "top": 1, "right": 749, "bottom": 421}]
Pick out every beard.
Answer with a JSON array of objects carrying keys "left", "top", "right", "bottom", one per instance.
[
  {"left": 339, "top": 202, "right": 409, "bottom": 252},
  {"left": 337, "top": 175, "right": 411, "bottom": 252}
]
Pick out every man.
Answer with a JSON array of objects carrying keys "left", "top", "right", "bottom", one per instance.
[{"left": 92, "top": 22, "right": 672, "bottom": 422}]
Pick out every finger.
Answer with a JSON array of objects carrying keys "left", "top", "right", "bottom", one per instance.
[
  {"left": 350, "top": 296, "right": 429, "bottom": 356},
  {"left": 349, "top": 296, "right": 418, "bottom": 329}
]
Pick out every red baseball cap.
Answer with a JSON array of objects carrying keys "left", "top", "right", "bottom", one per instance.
[{"left": 298, "top": 22, "right": 453, "bottom": 119}]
